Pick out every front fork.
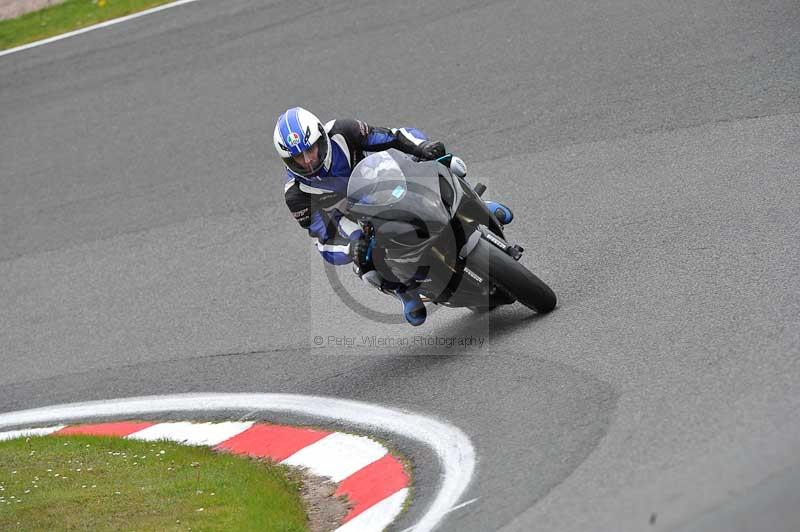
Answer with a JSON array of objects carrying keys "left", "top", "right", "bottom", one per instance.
[
  {"left": 460, "top": 225, "right": 524, "bottom": 262},
  {"left": 444, "top": 160, "right": 523, "bottom": 260}
]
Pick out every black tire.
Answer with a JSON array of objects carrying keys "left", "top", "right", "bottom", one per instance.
[{"left": 467, "top": 238, "right": 557, "bottom": 313}]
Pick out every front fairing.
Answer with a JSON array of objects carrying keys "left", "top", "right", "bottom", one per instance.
[
  {"left": 347, "top": 149, "right": 510, "bottom": 305},
  {"left": 347, "top": 150, "right": 452, "bottom": 283},
  {"left": 347, "top": 150, "right": 450, "bottom": 227}
]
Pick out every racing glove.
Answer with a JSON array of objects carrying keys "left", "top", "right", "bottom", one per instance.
[
  {"left": 349, "top": 237, "right": 373, "bottom": 277},
  {"left": 415, "top": 140, "right": 446, "bottom": 161}
]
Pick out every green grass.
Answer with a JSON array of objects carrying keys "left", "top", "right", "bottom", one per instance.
[
  {"left": 0, "top": 434, "right": 309, "bottom": 531},
  {"left": 0, "top": 0, "right": 179, "bottom": 51}
]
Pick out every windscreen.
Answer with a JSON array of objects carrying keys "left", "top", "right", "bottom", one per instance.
[{"left": 347, "top": 151, "right": 408, "bottom": 206}]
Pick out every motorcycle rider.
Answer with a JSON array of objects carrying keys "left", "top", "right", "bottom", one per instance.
[{"left": 274, "top": 106, "right": 513, "bottom": 326}]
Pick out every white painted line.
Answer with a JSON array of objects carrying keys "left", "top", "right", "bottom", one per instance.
[
  {"left": 397, "top": 499, "right": 480, "bottom": 532},
  {"left": 0, "top": 393, "right": 475, "bottom": 532},
  {"left": 127, "top": 421, "right": 253, "bottom": 446},
  {"left": 444, "top": 496, "right": 480, "bottom": 514},
  {"left": 336, "top": 488, "right": 410, "bottom": 532},
  {"left": 0, "top": 0, "right": 202, "bottom": 59},
  {"left": 0, "top": 425, "right": 64, "bottom": 441},
  {"left": 282, "top": 432, "right": 387, "bottom": 482},
  {"left": 400, "top": 495, "right": 481, "bottom": 531}
]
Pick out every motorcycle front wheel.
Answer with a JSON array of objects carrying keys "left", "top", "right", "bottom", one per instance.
[{"left": 467, "top": 238, "right": 557, "bottom": 313}]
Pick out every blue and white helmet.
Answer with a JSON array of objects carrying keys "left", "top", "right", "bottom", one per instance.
[{"left": 273, "top": 107, "right": 330, "bottom": 177}]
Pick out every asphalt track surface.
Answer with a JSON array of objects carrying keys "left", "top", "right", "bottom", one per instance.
[{"left": 1, "top": 0, "right": 798, "bottom": 530}]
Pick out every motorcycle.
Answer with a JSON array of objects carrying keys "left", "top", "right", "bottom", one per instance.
[{"left": 345, "top": 149, "right": 556, "bottom": 314}]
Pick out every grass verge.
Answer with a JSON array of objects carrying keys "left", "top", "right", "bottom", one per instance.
[
  {"left": 0, "top": 434, "right": 308, "bottom": 531},
  {"left": 0, "top": 0, "right": 180, "bottom": 51}
]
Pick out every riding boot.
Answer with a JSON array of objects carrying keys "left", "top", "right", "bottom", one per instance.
[
  {"left": 361, "top": 271, "right": 426, "bottom": 326},
  {"left": 394, "top": 287, "right": 427, "bottom": 326},
  {"left": 483, "top": 200, "right": 514, "bottom": 225}
]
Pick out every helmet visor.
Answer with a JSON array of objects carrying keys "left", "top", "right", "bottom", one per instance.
[{"left": 283, "top": 134, "right": 328, "bottom": 177}]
